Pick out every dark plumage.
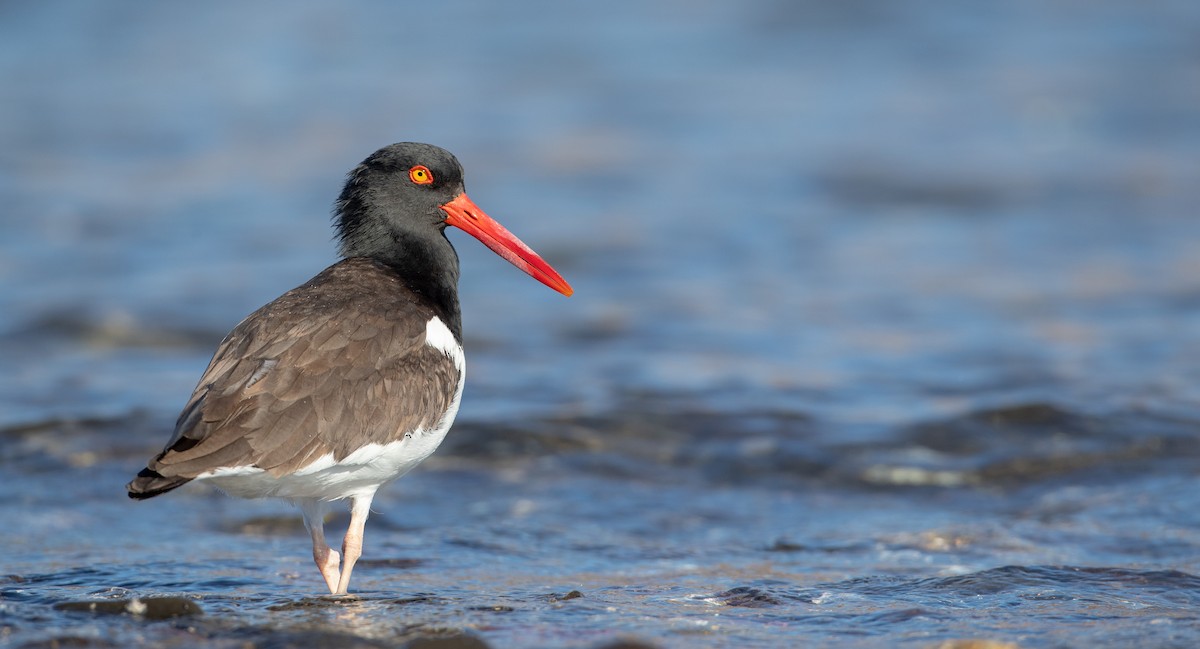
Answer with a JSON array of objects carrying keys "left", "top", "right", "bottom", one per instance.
[
  {"left": 128, "top": 143, "right": 571, "bottom": 595},
  {"left": 129, "top": 259, "right": 460, "bottom": 495}
]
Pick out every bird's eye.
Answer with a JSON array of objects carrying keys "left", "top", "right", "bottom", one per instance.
[{"left": 408, "top": 165, "right": 434, "bottom": 185}]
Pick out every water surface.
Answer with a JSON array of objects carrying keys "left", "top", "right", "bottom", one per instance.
[{"left": 2, "top": 1, "right": 1200, "bottom": 647}]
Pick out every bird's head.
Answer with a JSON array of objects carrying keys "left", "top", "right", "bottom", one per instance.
[{"left": 335, "top": 142, "right": 572, "bottom": 296}]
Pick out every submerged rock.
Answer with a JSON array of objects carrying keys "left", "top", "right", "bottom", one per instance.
[
  {"left": 404, "top": 634, "right": 491, "bottom": 649},
  {"left": 53, "top": 596, "right": 203, "bottom": 619},
  {"left": 708, "top": 586, "right": 782, "bottom": 608}
]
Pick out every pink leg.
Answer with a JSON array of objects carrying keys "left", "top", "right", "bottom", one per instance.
[
  {"left": 334, "top": 495, "right": 374, "bottom": 595},
  {"left": 300, "top": 500, "right": 341, "bottom": 594}
]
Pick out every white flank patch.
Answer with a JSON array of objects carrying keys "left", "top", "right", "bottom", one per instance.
[
  {"left": 425, "top": 315, "right": 465, "bottom": 371},
  {"left": 425, "top": 315, "right": 465, "bottom": 431},
  {"left": 198, "top": 316, "right": 466, "bottom": 502}
]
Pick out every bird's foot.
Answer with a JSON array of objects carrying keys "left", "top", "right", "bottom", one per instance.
[{"left": 315, "top": 548, "right": 342, "bottom": 595}]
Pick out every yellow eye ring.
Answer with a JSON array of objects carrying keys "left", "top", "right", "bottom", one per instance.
[{"left": 408, "top": 165, "right": 433, "bottom": 185}]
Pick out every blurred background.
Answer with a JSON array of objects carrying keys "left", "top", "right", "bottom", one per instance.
[{"left": 3, "top": 1, "right": 1200, "bottom": 648}]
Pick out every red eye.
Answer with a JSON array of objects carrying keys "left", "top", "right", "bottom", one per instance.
[{"left": 408, "top": 165, "right": 433, "bottom": 185}]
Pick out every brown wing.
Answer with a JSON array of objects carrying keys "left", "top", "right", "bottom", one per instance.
[{"left": 136, "top": 260, "right": 462, "bottom": 486}]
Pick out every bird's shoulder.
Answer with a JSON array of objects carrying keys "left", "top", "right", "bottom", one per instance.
[{"left": 200, "top": 258, "right": 446, "bottom": 398}]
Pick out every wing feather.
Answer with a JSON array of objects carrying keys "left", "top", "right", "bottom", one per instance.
[{"left": 143, "top": 260, "right": 462, "bottom": 482}]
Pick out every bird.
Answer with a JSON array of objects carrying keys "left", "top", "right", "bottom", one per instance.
[{"left": 127, "top": 142, "right": 573, "bottom": 595}]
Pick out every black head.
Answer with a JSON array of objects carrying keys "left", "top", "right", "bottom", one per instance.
[
  {"left": 334, "top": 142, "right": 467, "bottom": 261},
  {"left": 332, "top": 142, "right": 574, "bottom": 300}
]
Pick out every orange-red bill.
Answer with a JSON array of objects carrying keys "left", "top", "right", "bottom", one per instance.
[{"left": 440, "top": 192, "right": 574, "bottom": 297}]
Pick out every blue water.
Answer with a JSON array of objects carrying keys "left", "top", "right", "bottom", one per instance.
[{"left": 3, "top": 1, "right": 1200, "bottom": 647}]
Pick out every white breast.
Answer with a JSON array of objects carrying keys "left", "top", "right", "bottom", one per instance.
[{"left": 199, "top": 316, "right": 465, "bottom": 502}]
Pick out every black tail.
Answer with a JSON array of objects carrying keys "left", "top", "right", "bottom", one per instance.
[{"left": 127, "top": 467, "right": 192, "bottom": 500}]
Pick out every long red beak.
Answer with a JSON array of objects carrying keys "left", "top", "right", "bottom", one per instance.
[{"left": 440, "top": 192, "right": 574, "bottom": 296}]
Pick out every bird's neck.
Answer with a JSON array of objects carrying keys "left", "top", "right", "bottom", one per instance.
[{"left": 346, "top": 231, "right": 463, "bottom": 341}]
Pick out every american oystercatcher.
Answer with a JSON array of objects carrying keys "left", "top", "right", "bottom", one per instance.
[{"left": 127, "top": 142, "right": 572, "bottom": 595}]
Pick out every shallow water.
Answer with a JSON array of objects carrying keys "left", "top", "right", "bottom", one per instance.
[{"left": 3, "top": 1, "right": 1200, "bottom": 647}]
